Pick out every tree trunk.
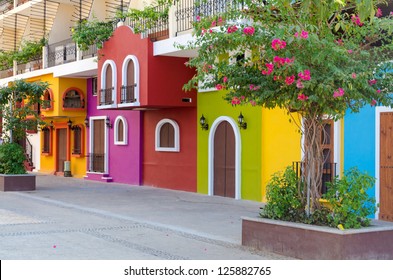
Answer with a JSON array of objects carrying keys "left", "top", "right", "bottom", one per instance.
[{"left": 302, "top": 115, "right": 324, "bottom": 214}]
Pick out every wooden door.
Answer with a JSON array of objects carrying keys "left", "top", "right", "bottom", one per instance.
[
  {"left": 380, "top": 112, "right": 393, "bottom": 221},
  {"left": 321, "top": 119, "right": 335, "bottom": 194},
  {"left": 214, "top": 121, "right": 235, "bottom": 198},
  {"left": 56, "top": 128, "right": 67, "bottom": 172},
  {"left": 92, "top": 119, "right": 105, "bottom": 172}
]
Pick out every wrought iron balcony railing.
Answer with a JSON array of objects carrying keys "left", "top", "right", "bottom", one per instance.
[
  {"left": 120, "top": 85, "right": 137, "bottom": 104},
  {"left": 292, "top": 161, "right": 337, "bottom": 194},
  {"left": 47, "top": 39, "right": 76, "bottom": 67},
  {"left": 88, "top": 153, "right": 105, "bottom": 173},
  {"left": 99, "top": 87, "right": 114, "bottom": 106}
]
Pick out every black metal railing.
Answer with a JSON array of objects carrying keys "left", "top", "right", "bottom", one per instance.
[
  {"left": 47, "top": 39, "right": 76, "bottom": 67},
  {"left": 175, "top": 0, "right": 236, "bottom": 35},
  {"left": 126, "top": 3, "right": 169, "bottom": 41},
  {"left": 88, "top": 153, "right": 105, "bottom": 173},
  {"left": 81, "top": 43, "right": 98, "bottom": 59},
  {"left": 120, "top": 85, "right": 137, "bottom": 103},
  {"left": 99, "top": 88, "right": 114, "bottom": 105},
  {"left": 292, "top": 161, "right": 337, "bottom": 194}
]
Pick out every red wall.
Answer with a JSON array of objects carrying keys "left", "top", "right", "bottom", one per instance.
[{"left": 143, "top": 108, "right": 197, "bottom": 192}]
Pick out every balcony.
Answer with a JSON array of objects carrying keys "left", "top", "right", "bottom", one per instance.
[
  {"left": 47, "top": 39, "right": 77, "bottom": 67},
  {"left": 120, "top": 85, "right": 137, "bottom": 104},
  {"left": 99, "top": 87, "right": 114, "bottom": 106},
  {"left": 292, "top": 161, "right": 337, "bottom": 194}
]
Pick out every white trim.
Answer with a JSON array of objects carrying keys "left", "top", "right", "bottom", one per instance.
[
  {"left": 208, "top": 116, "right": 242, "bottom": 199},
  {"left": 155, "top": 119, "right": 180, "bottom": 152},
  {"left": 375, "top": 106, "right": 393, "bottom": 219},
  {"left": 88, "top": 116, "right": 109, "bottom": 174},
  {"left": 98, "top": 60, "right": 117, "bottom": 109},
  {"left": 119, "top": 55, "right": 141, "bottom": 107},
  {"left": 114, "top": 116, "right": 128, "bottom": 145}
]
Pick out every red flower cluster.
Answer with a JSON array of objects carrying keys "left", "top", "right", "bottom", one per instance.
[
  {"left": 227, "top": 25, "right": 238, "bottom": 33},
  {"left": 271, "top": 39, "right": 287, "bottom": 50}
]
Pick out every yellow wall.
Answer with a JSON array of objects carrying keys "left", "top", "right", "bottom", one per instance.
[
  {"left": 38, "top": 75, "right": 87, "bottom": 178},
  {"left": 261, "top": 108, "right": 302, "bottom": 201}
]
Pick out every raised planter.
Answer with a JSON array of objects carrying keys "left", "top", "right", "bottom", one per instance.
[
  {"left": 0, "top": 174, "right": 36, "bottom": 191},
  {"left": 242, "top": 217, "right": 393, "bottom": 259}
]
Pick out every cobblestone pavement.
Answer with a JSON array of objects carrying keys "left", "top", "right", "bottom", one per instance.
[{"left": 0, "top": 174, "right": 292, "bottom": 260}]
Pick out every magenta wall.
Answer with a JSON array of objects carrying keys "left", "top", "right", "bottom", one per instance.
[{"left": 86, "top": 78, "right": 142, "bottom": 185}]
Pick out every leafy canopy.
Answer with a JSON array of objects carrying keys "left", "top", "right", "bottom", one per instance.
[{"left": 181, "top": 0, "right": 393, "bottom": 120}]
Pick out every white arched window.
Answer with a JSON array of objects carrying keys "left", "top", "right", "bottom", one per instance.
[
  {"left": 120, "top": 55, "right": 140, "bottom": 107},
  {"left": 155, "top": 119, "right": 180, "bottom": 152},
  {"left": 114, "top": 116, "right": 128, "bottom": 145},
  {"left": 99, "top": 60, "right": 117, "bottom": 107}
]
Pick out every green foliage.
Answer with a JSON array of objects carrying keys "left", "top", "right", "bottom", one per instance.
[
  {"left": 260, "top": 167, "right": 305, "bottom": 222},
  {"left": 0, "top": 143, "right": 27, "bottom": 175},
  {"left": 261, "top": 166, "right": 378, "bottom": 229},
  {"left": 0, "top": 38, "right": 46, "bottom": 69},
  {"left": 324, "top": 167, "right": 377, "bottom": 229},
  {"left": 71, "top": 18, "right": 115, "bottom": 51},
  {"left": 0, "top": 79, "right": 49, "bottom": 142}
]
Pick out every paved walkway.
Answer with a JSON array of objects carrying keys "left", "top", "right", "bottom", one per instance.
[{"left": 0, "top": 174, "right": 291, "bottom": 260}]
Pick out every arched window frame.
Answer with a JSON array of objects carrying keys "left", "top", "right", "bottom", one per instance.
[
  {"left": 99, "top": 59, "right": 117, "bottom": 108},
  {"left": 155, "top": 118, "right": 180, "bottom": 152},
  {"left": 62, "top": 87, "right": 85, "bottom": 111},
  {"left": 119, "top": 55, "right": 140, "bottom": 107},
  {"left": 42, "top": 89, "right": 54, "bottom": 111},
  {"left": 114, "top": 116, "right": 128, "bottom": 145}
]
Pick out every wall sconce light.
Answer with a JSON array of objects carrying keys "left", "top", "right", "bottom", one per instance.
[
  {"left": 67, "top": 119, "right": 73, "bottom": 128},
  {"left": 106, "top": 116, "right": 112, "bottom": 128},
  {"left": 200, "top": 114, "right": 209, "bottom": 130},
  {"left": 84, "top": 117, "right": 89, "bottom": 128},
  {"left": 49, "top": 121, "right": 55, "bottom": 130},
  {"left": 238, "top": 112, "right": 247, "bottom": 129}
]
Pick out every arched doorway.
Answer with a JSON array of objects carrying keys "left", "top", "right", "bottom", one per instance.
[{"left": 208, "top": 117, "right": 241, "bottom": 199}]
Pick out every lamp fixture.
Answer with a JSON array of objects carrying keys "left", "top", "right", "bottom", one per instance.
[
  {"left": 67, "top": 119, "right": 73, "bottom": 128},
  {"left": 199, "top": 114, "right": 209, "bottom": 130},
  {"left": 238, "top": 112, "right": 247, "bottom": 129},
  {"left": 84, "top": 117, "right": 89, "bottom": 128},
  {"left": 106, "top": 116, "right": 112, "bottom": 128},
  {"left": 49, "top": 121, "right": 55, "bottom": 130}
]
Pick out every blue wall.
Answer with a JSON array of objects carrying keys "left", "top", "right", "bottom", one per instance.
[{"left": 344, "top": 106, "right": 376, "bottom": 201}]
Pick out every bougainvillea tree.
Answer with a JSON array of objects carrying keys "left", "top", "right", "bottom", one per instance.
[{"left": 180, "top": 0, "right": 393, "bottom": 213}]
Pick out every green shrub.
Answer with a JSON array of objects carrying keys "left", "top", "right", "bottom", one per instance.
[
  {"left": 0, "top": 143, "right": 27, "bottom": 174},
  {"left": 260, "top": 167, "right": 305, "bottom": 222},
  {"left": 324, "top": 167, "right": 376, "bottom": 229}
]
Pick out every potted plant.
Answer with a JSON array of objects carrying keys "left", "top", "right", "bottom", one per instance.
[{"left": 0, "top": 79, "right": 49, "bottom": 191}]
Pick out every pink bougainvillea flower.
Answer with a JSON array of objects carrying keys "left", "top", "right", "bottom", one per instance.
[
  {"left": 218, "top": 17, "right": 223, "bottom": 23},
  {"left": 376, "top": 8, "right": 383, "bottom": 18},
  {"left": 333, "top": 88, "right": 345, "bottom": 98},
  {"left": 209, "top": 29, "right": 213, "bottom": 33},
  {"left": 223, "top": 76, "right": 228, "bottom": 83},
  {"left": 243, "top": 26, "right": 255, "bottom": 35},
  {"left": 285, "top": 75, "right": 295, "bottom": 85},
  {"left": 231, "top": 97, "right": 241, "bottom": 105},
  {"left": 227, "top": 25, "right": 238, "bottom": 33},
  {"left": 371, "top": 99, "right": 377, "bottom": 106},
  {"left": 335, "top": 39, "right": 344, "bottom": 45},
  {"left": 211, "top": 20, "right": 216, "bottom": 26},
  {"left": 201, "top": 28, "right": 207, "bottom": 35},
  {"left": 390, "top": 11, "right": 393, "bottom": 16},
  {"left": 298, "top": 94, "right": 308, "bottom": 101},
  {"left": 351, "top": 15, "right": 363, "bottom": 26},
  {"left": 351, "top": 73, "right": 357, "bottom": 79},
  {"left": 348, "top": 49, "right": 353, "bottom": 54},
  {"left": 273, "top": 75, "right": 281, "bottom": 81},
  {"left": 250, "top": 100, "right": 257, "bottom": 106},
  {"left": 369, "top": 79, "right": 377, "bottom": 85},
  {"left": 261, "top": 63, "right": 274, "bottom": 75},
  {"left": 377, "top": 89, "right": 381, "bottom": 93},
  {"left": 249, "top": 84, "right": 255, "bottom": 90},
  {"left": 298, "top": 69, "right": 311, "bottom": 81},
  {"left": 215, "top": 84, "right": 223, "bottom": 90},
  {"left": 296, "top": 80, "right": 304, "bottom": 89},
  {"left": 196, "top": 15, "right": 201, "bottom": 22},
  {"left": 271, "top": 39, "right": 287, "bottom": 50},
  {"left": 294, "top": 32, "right": 299, "bottom": 38},
  {"left": 240, "top": 95, "right": 245, "bottom": 100},
  {"left": 300, "top": 30, "right": 309, "bottom": 39}
]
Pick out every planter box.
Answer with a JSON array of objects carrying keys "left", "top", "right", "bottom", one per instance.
[
  {"left": 0, "top": 174, "right": 36, "bottom": 191},
  {"left": 242, "top": 217, "right": 393, "bottom": 259}
]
